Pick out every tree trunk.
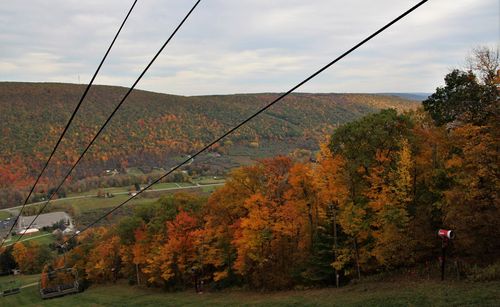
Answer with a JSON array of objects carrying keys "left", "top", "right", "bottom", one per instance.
[
  {"left": 353, "top": 238, "right": 361, "bottom": 280},
  {"left": 307, "top": 203, "right": 314, "bottom": 251},
  {"left": 332, "top": 205, "right": 339, "bottom": 288},
  {"left": 136, "top": 263, "right": 141, "bottom": 286}
]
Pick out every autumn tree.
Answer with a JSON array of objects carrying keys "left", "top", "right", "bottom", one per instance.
[
  {"left": 329, "top": 109, "right": 414, "bottom": 276},
  {"left": 157, "top": 210, "right": 200, "bottom": 288},
  {"left": 82, "top": 228, "right": 121, "bottom": 283},
  {"left": 366, "top": 140, "right": 415, "bottom": 268},
  {"left": 312, "top": 143, "right": 350, "bottom": 283},
  {"left": 442, "top": 123, "right": 500, "bottom": 258},
  {"left": 423, "top": 70, "right": 492, "bottom": 126},
  {"left": 467, "top": 46, "right": 499, "bottom": 86},
  {"left": 286, "top": 162, "right": 334, "bottom": 285},
  {"left": 0, "top": 246, "right": 16, "bottom": 274},
  {"left": 201, "top": 157, "right": 293, "bottom": 288},
  {"left": 12, "top": 241, "right": 52, "bottom": 274},
  {"left": 424, "top": 47, "right": 498, "bottom": 126}
]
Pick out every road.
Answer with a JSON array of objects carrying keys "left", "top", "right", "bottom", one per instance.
[{"left": 1, "top": 182, "right": 225, "bottom": 215}]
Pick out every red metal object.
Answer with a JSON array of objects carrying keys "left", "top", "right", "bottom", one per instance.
[
  {"left": 437, "top": 229, "right": 455, "bottom": 281},
  {"left": 438, "top": 229, "right": 455, "bottom": 240}
]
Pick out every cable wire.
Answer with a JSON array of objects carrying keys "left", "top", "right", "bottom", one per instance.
[
  {"left": 13, "top": 0, "right": 202, "bottom": 244},
  {"left": 0, "top": 0, "right": 138, "bottom": 248},
  {"left": 65, "top": 0, "right": 430, "bottom": 244}
]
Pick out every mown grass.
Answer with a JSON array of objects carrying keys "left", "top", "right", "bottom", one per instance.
[
  {"left": 197, "top": 177, "right": 226, "bottom": 185},
  {"left": 0, "top": 274, "right": 39, "bottom": 288},
  {"left": 68, "top": 195, "right": 154, "bottom": 214},
  {"left": 4, "top": 232, "right": 55, "bottom": 247},
  {"left": 0, "top": 211, "right": 11, "bottom": 220},
  {"left": 1, "top": 280, "right": 499, "bottom": 307},
  {"left": 65, "top": 178, "right": 220, "bottom": 199},
  {"left": 201, "top": 185, "right": 222, "bottom": 193},
  {"left": 67, "top": 186, "right": 129, "bottom": 198},
  {"left": 151, "top": 182, "right": 185, "bottom": 189},
  {"left": 37, "top": 195, "right": 157, "bottom": 216}
]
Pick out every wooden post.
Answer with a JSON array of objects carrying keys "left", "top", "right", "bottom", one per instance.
[
  {"left": 136, "top": 263, "right": 140, "bottom": 286},
  {"left": 440, "top": 238, "right": 448, "bottom": 281}
]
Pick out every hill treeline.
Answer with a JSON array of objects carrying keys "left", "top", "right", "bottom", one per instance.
[{"left": 0, "top": 82, "right": 416, "bottom": 204}]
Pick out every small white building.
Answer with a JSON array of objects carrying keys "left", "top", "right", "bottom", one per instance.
[{"left": 18, "top": 228, "right": 39, "bottom": 235}]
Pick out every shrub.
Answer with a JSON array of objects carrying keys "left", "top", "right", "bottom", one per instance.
[{"left": 466, "top": 263, "right": 500, "bottom": 282}]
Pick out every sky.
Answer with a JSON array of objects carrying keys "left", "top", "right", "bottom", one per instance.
[{"left": 0, "top": 0, "right": 498, "bottom": 96}]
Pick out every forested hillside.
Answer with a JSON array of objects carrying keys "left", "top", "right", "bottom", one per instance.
[
  {"left": 19, "top": 103, "right": 497, "bottom": 291},
  {"left": 0, "top": 82, "right": 417, "bottom": 191}
]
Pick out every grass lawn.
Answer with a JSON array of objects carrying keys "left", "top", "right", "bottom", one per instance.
[
  {"left": 196, "top": 177, "right": 226, "bottom": 185},
  {"left": 64, "top": 195, "right": 156, "bottom": 215},
  {"left": 66, "top": 180, "right": 213, "bottom": 199},
  {"left": 201, "top": 185, "right": 222, "bottom": 193},
  {"left": 150, "top": 182, "right": 181, "bottom": 189},
  {"left": 34, "top": 195, "right": 156, "bottom": 216},
  {"left": 0, "top": 274, "right": 39, "bottom": 288},
  {"left": 67, "top": 186, "right": 130, "bottom": 198},
  {"left": 178, "top": 182, "right": 196, "bottom": 187},
  {"left": 4, "top": 232, "right": 55, "bottom": 247},
  {"left": 1, "top": 280, "right": 499, "bottom": 306},
  {"left": 0, "top": 211, "right": 11, "bottom": 220}
]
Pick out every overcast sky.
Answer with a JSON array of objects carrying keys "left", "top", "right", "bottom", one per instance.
[{"left": 1, "top": 0, "right": 498, "bottom": 95}]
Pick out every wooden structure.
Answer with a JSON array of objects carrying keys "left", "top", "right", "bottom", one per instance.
[{"left": 39, "top": 268, "right": 79, "bottom": 299}]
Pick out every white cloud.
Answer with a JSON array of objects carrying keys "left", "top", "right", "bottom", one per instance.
[{"left": 0, "top": 0, "right": 498, "bottom": 94}]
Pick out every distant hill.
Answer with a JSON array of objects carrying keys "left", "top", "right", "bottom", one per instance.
[
  {"left": 0, "top": 82, "right": 419, "bottom": 188},
  {"left": 377, "top": 93, "right": 431, "bottom": 101}
]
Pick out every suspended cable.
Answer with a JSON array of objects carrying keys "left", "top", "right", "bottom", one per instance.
[
  {"left": 0, "top": 0, "right": 138, "bottom": 248},
  {"left": 12, "top": 0, "right": 202, "bottom": 244},
  {"left": 65, "top": 0, "right": 429, "bottom": 244}
]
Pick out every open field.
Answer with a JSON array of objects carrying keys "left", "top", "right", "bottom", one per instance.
[
  {"left": 0, "top": 274, "right": 39, "bottom": 288},
  {"left": 201, "top": 185, "right": 222, "bottom": 193},
  {"left": 3, "top": 180, "right": 225, "bottom": 216},
  {"left": 61, "top": 194, "right": 156, "bottom": 215},
  {"left": 66, "top": 181, "right": 202, "bottom": 198},
  {"left": 65, "top": 183, "right": 222, "bottom": 215},
  {"left": 1, "top": 280, "right": 499, "bottom": 306},
  {"left": 0, "top": 211, "right": 11, "bottom": 220},
  {"left": 67, "top": 186, "right": 130, "bottom": 198},
  {"left": 197, "top": 176, "right": 226, "bottom": 185},
  {"left": 4, "top": 232, "right": 55, "bottom": 247}
]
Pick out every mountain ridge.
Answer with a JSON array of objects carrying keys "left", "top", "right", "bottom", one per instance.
[{"left": 0, "top": 82, "right": 419, "bottom": 188}]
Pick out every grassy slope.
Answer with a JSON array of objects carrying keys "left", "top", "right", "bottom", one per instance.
[
  {"left": 8, "top": 231, "right": 55, "bottom": 245},
  {"left": 0, "top": 211, "right": 11, "bottom": 220},
  {"left": 1, "top": 232, "right": 55, "bottom": 249},
  {"left": 1, "top": 280, "right": 499, "bottom": 306},
  {"left": 0, "top": 274, "right": 39, "bottom": 288}
]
